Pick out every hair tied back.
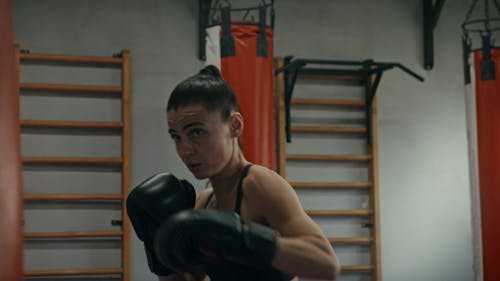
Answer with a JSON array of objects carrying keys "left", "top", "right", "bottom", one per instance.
[{"left": 199, "top": 65, "right": 222, "bottom": 77}]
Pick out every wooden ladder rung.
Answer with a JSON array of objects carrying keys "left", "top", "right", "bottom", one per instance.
[
  {"left": 306, "top": 209, "right": 372, "bottom": 216},
  {"left": 292, "top": 98, "right": 365, "bottom": 107},
  {"left": 20, "top": 52, "right": 123, "bottom": 66},
  {"left": 341, "top": 265, "right": 373, "bottom": 272},
  {"left": 20, "top": 83, "right": 122, "bottom": 93},
  {"left": 22, "top": 157, "right": 123, "bottom": 166},
  {"left": 287, "top": 154, "right": 371, "bottom": 161},
  {"left": 291, "top": 181, "right": 371, "bottom": 189},
  {"left": 291, "top": 126, "right": 366, "bottom": 134},
  {"left": 329, "top": 237, "right": 373, "bottom": 244},
  {"left": 24, "top": 194, "right": 123, "bottom": 201},
  {"left": 24, "top": 231, "right": 123, "bottom": 239},
  {"left": 21, "top": 120, "right": 123, "bottom": 129},
  {"left": 24, "top": 268, "right": 123, "bottom": 277}
]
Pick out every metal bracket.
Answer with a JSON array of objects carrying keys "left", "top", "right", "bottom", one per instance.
[
  {"left": 198, "top": 0, "right": 213, "bottom": 61},
  {"left": 275, "top": 59, "right": 424, "bottom": 144},
  {"left": 282, "top": 56, "right": 303, "bottom": 142},
  {"left": 462, "top": 37, "right": 472, "bottom": 84},
  {"left": 423, "top": 0, "right": 446, "bottom": 70}
]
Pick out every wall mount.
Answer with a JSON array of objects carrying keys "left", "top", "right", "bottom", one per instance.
[{"left": 275, "top": 58, "right": 424, "bottom": 144}]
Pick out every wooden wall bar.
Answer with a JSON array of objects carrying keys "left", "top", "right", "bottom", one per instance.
[{"left": 0, "top": 0, "right": 24, "bottom": 280}]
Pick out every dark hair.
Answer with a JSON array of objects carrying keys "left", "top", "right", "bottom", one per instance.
[{"left": 166, "top": 65, "right": 240, "bottom": 120}]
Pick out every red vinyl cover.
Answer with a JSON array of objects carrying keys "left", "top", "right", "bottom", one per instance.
[
  {"left": 220, "top": 25, "right": 276, "bottom": 171},
  {"left": 473, "top": 49, "right": 500, "bottom": 281}
]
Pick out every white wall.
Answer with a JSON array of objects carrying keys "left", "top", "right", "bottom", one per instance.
[
  {"left": 14, "top": 1, "right": 474, "bottom": 281},
  {"left": 275, "top": 1, "right": 473, "bottom": 280}
]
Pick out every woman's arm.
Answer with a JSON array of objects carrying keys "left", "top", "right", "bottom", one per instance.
[
  {"left": 245, "top": 167, "right": 341, "bottom": 280},
  {"left": 272, "top": 216, "right": 340, "bottom": 280}
]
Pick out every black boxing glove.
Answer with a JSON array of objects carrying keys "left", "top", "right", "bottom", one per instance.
[
  {"left": 154, "top": 209, "right": 278, "bottom": 272},
  {"left": 126, "top": 173, "right": 195, "bottom": 275}
]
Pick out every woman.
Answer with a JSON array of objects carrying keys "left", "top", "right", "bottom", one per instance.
[{"left": 155, "top": 65, "right": 340, "bottom": 281}]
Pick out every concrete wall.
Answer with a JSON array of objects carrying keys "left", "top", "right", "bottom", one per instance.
[{"left": 14, "top": 1, "right": 474, "bottom": 281}]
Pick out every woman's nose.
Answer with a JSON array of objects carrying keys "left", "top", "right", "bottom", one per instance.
[{"left": 177, "top": 140, "right": 194, "bottom": 157}]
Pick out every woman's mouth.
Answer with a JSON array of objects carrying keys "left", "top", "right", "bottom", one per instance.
[{"left": 187, "top": 163, "right": 202, "bottom": 170}]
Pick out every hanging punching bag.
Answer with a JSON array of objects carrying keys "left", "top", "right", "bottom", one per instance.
[
  {"left": 205, "top": 6, "right": 276, "bottom": 171},
  {"left": 466, "top": 48, "right": 500, "bottom": 281}
]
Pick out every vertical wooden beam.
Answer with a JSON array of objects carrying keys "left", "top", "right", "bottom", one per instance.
[
  {"left": 275, "top": 57, "right": 286, "bottom": 177},
  {"left": 121, "top": 49, "right": 131, "bottom": 281},
  {"left": 369, "top": 92, "right": 382, "bottom": 281},
  {"left": 0, "top": 0, "right": 24, "bottom": 280}
]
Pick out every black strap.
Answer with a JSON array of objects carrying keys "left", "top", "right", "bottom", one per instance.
[
  {"left": 204, "top": 164, "right": 252, "bottom": 213},
  {"left": 235, "top": 164, "right": 253, "bottom": 215},
  {"left": 220, "top": 6, "right": 235, "bottom": 57},
  {"left": 256, "top": 5, "right": 268, "bottom": 57},
  {"left": 257, "top": 6, "right": 267, "bottom": 58}
]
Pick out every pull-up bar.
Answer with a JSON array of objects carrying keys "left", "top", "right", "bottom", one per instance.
[{"left": 275, "top": 58, "right": 424, "bottom": 143}]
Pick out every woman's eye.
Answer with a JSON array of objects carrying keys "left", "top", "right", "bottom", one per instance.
[
  {"left": 190, "top": 129, "right": 204, "bottom": 138},
  {"left": 170, "top": 134, "right": 180, "bottom": 142}
]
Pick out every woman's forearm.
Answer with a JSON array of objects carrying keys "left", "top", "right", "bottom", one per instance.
[{"left": 271, "top": 236, "right": 340, "bottom": 280}]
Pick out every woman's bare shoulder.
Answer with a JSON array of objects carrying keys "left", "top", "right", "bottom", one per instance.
[
  {"left": 194, "top": 186, "right": 214, "bottom": 209},
  {"left": 244, "top": 165, "right": 292, "bottom": 197}
]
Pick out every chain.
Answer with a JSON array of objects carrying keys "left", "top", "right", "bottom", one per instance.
[
  {"left": 494, "top": 0, "right": 500, "bottom": 13},
  {"left": 465, "top": 0, "right": 480, "bottom": 23}
]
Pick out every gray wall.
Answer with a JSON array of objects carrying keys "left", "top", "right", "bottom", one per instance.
[{"left": 14, "top": 1, "right": 474, "bottom": 281}]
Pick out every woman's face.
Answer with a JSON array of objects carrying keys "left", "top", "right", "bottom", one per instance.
[{"left": 167, "top": 103, "right": 238, "bottom": 179}]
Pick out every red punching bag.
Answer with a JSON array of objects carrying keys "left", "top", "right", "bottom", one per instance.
[
  {"left": 466, "top": 48, "right": 500, "bottom": 281},
  {"left": 205, "top": 5, "right": 276, "bottom": 171}
]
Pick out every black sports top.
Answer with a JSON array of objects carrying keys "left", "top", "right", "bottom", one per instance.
[{"left": 203, "top": 164, "right": 293, "bottom": 281}]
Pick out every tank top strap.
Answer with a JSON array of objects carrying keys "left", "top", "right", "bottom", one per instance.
[{"left": 235, "top": 164, "right": 253, "bottom": 215}]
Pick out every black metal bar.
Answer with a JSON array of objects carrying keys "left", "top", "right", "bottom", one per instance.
[
  {"left": 275, "top": 57, "right": 424, "bottom": 143},
  {"left": 256, "top": 5, "right": 268, "bottom": 57},
  {"left": 423, "top": 0, "right": 446, "bottom": 70},
  {"left": 220, "top": 6, "right": 235, "bottom": 57},
  {"left": 295, "top": 64, "right": 424, "bottom": 82},
  {"left": 277, "top": 59, "right": 424, "bottom": 81},
  {"left": 270, "top": 0, "right": 275, "bottom": 28},
  {"left": 209, "top": 2, "right": 273, "bottom": 12},
  {"left": 294, "top": 58, "right": 375, "bottom": 66},
  {"left": 368, "top": 71, "right": 383, "bottom": 107},
  {"left": 198, "top": 0, "right": 212, "bottom": 60},
  {"left": 362, "top": 63, "right": 383, "bottom": 145},
  {"left": 298, "top": 68, "right": 368, "bottom": 77},
  {"left": 276, "top": 59, "right": 423, "bottom": 87},
  {"left": 462, "top": 37, "right": 471, "bottom": 84},
  {"left": 424, "top": 0, "right": 435, "bottom": 70},
  {"left": 275, "top": 59, "right": 373, "bottom": 73},
  {"left": 285, "top": 69, "right": 299, "bottom": 143},
  {"left": 363, "top": 73, "right": 373, "bottom": 145},
  {"left": 431, "top": 0, "right": 446, "bottom": 29},
  {"left": 392, "top": 64, "right": 425, "bottom": 81},
  {"left": 480, "top": 33, "right": 496, "bottom": 80}
]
